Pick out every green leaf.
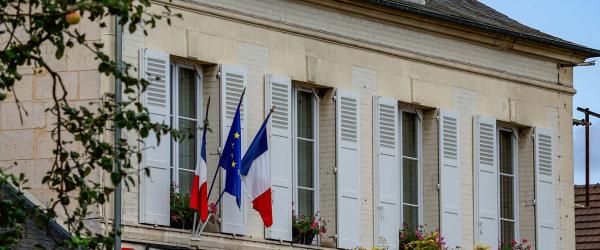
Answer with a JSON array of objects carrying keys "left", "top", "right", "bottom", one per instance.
[
  {"left": 60, "top": 196, "right": 70, "bottom": 205},
  {"left": 84, "top": 167, "right": 91, "bottom": 177},
  {"left": 140, "top": 127, "right": 149, "bottom": 138},
  {"left": 55, "top": 46, "right": 65, "bottom": 59},
  {"left": 111, "top": 172, "right": 121, "bottom": 185},
  {"left": 0, "top": 0, "right": 180, "bottom": 247}
]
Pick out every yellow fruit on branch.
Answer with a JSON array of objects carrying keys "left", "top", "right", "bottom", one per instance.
[{"left": 65, "top": 11, "right": 81, "bottom": 25}]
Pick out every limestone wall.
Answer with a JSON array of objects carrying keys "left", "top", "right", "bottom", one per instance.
[
  {"left": 122, "top": 0, "right": 576, "bottom": 248},
  {"left": 0, "top": 0, "right": 578, "bottom": 249}
]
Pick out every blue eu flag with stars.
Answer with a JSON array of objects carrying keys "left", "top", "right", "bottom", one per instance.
[{"left": 219, "top": 101, "right": 242, "bottom": 208}]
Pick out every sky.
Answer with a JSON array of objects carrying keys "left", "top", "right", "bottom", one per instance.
[{"left": 478, "top": 0, "right": 600, "bottom": 185}]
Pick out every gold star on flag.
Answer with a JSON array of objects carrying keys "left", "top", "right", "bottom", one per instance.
[
  {"left": 231, "top": 161, "right": 237, "bottom": 168},
  {"left": 234, "top": 132, "right": 240, "bottom": 139}
]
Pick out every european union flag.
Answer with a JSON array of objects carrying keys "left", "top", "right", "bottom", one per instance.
[{"left": 219, "top": 101, "right": 242, "bottom": 208}]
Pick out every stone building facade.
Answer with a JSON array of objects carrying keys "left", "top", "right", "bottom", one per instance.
[{"left": 1, "top": 0, "right": 599, "bottom": 249}]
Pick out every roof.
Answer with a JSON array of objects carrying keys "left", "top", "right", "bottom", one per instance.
[
  {"left": 575, "top": 184, "right": 600, "bottom": 250},
  {"left": 363, "top": 0, "right": 600, "bottom": 58},
  {"left": 0, "top": 184, "right": 71, "bottom": 247}
]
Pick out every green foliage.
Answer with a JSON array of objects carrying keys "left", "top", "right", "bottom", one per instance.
[
  {"left": 292, "top": 211, "right": 327, "bottom": 244},
  {"left": 0, "top": 172, "right": 29, "bottom": 248},
  {"left": 0, "top": 0, "right": 181, "bottom": 248},
  {"left": 169, "top": 184, "right": 195, "bottom": 230},
  {"left": 500, "top": 239, "right": 531, "bottom": 250},
  {"left": 399, "top": 224, "right": 447, "bottom": 250}
]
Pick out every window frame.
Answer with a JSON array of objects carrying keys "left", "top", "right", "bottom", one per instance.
[
  {"left": 170, "top": 62, "right": 203, "bottom": 194},
  {"left": 291, "top": 86, "right": 320, "bottom": 218},
  {"left": 398, "top": 106, "right": 423, "bottom": 227},
  {"left": 497, "top": 127, "right": 519, "bottom": 243}
]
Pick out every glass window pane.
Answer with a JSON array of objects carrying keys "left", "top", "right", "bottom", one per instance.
[
  {"left": 170, "top": 167, "right": 175, "bottom": 189},
  {"left": 298, "top": 189, "right": 314, "bottom": 217},
  {"left": 500, "top": 175, "right": 514, "bottom": 220},
  {"left": 297, "top": 91, "right": 313, "bottom": 139},
  {"left": 501, "top": 220, "right": 515, "bottom": 245},
  {"left": 178, "top": 67, "right": 196, "bottom": 119},
  {"left": 402, "top": 112, "right": 418, "bottom": 158},
  {"left": 178, "top": 170, "right": 195, "bottom": 195},
  {"left": 403, "top": 205, "right": 419, "bottom": 228},
  {"left": 297, "top": 140, "right": 314, "bottom": 188},
  {"left": 178, "top": 119, "right": 196, "bottom": 170},
  {"left": 499, "top": 131, "right": 513, "bottom": 175},
  {"left": 403, "top": 158, "right": 418, "bottom": 205}
]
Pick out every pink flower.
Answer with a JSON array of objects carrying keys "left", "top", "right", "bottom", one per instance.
[
  {"left": 415, "top": 228, "right": 424, "bottom": 240},
  {"left": 208, "top": 202, "right": 218, "bottom": 216},
  {"left": 319, "top": 225, "right": 327, "bottom": 235}
]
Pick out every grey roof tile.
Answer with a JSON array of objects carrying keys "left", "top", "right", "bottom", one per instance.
[{"left": 363, "top": 0, "right": 600, "bottom": 57}]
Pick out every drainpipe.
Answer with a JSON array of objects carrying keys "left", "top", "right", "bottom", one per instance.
[{"left": 114, "top": 15, "right": 123, "bottom": 250}]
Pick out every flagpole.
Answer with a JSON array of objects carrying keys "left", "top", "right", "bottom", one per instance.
[
  {"left": 268, "top": 105, "right": 275, "bottom": 117},
  {"left": 194, "top": 214, "right": 211, "bottom": 237},
  {"left": 195, "top": 104, "right": 275, "bottom": 238},
  {"left": 207, "top": 87, "right": 246, "bottom": 200},
  {"left": 197, "top": 88, "right": 247, "bottom": 237},
  {"left": 192, "top": 97, "right": 211, "bottom": 234},
  {"left": 192, "top": 212, "right": 197, "bottom": 235},
  {"left": 203, "top": 96, "right": 211, "bottom": 131},
  {"left": 206, "top": 161, "right": 220, "bottom": 201},
  {"left": 194, "top": 189, "right": 227, "bottom": 237}
]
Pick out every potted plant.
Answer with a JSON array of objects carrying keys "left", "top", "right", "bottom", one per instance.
[
  {"left": 474, "top": 243, "right": 492, "bottom": 250},
  {"left": 399, "top": 224, "right": 447, "bottom": 250},
  {"left": 500, "top": 239, "right": 531, "bottom": 250},
  {"left": 292, "top": 212, "right": 327, "bottom": 245},
  {"left": 169, "top": 184, "right": 195, "bottom": 229},
  {"left": 203, "top": 201, "right": 220, "bottom": 233}
]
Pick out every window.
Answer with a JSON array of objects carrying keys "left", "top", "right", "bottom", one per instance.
[
  {"left": 499, "top": 129, "right": 517, "bottom": 244},
  {"left": 293, "top": 88, "right": 318, "bottom": 217},
  {"left": 170, "top": 64, "right": 201, "bottom": 195},
  {"left": 400, "top": 110, "right": 421, "bottom": 228}
]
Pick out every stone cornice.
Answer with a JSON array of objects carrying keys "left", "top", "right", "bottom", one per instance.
[{"left": 151, "top": 0, "right": 576, "bottom": 95}]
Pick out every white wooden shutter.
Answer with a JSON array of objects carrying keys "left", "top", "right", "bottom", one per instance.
[
  {"left": 265, "top": 74, "right": 292, "bottom": 241},
  {"left": 139, "top": 48, "right": 171, "bottom": 226},
  {"left": 439, "top": 109, "right": 461, "bottom": 249},
  {"left": 535, "top": 127, "right": 555, "bottom": 250},
  {"left": 220, "top": 64, "right": 248, "bottom": 235},
  {"left": 373, "top": 96, "right": 399, "bottom": 249},
  {"left": 336, "top": 89, "right": 361, "bottom": 249},
  {"left": 473, "top": 115, "right": 499, "bottom": 249}
]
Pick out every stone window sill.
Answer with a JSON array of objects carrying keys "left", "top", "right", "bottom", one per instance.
[{"left": 122, "top": 223, "right": 336, "bottom": 249}]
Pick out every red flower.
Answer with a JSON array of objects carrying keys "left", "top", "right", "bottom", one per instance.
[
  {"left": 208, "top": 202, "right": 218, "bottom": 216},
  {"left": 319, "top": 224, "right": 327, "bottom": 235}
]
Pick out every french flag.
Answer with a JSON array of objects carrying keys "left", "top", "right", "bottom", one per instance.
[
  {"left": 190, "top": 122, "right": 208, "bottom": 222},
  {"left": 241, "top": 114, "right": 273, "bottom": 227}
]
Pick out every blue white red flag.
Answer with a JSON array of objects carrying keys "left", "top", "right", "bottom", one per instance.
[
  {"left": 241, "top": 113, "right": 273, "bottom": 227},
  {"left": 190, "top": 120, "right": 208, "bottom": 221}
]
